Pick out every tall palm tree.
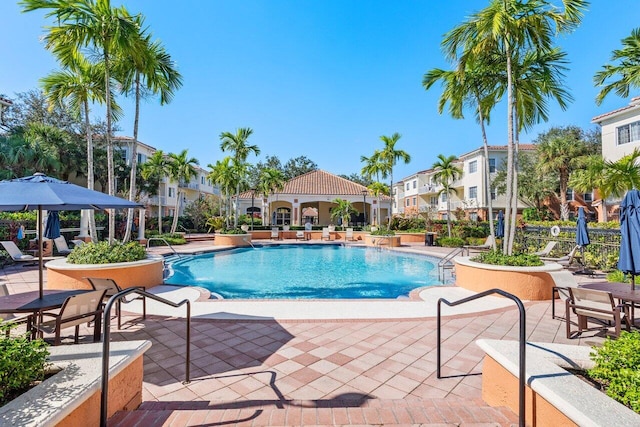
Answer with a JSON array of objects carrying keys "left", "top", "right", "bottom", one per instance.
[
  {"left": 595, "top": 28, "right": 640, "bottom": 105},
  {"left": 23, "top": 0, "right": 142, "bottom": 242},
  {"left": 432, "top": 154, "right": 462, "bottom": 238},
  {"left": 377, "top": 133, "right": 410, "bottom": 227},
  {"left": 330, "top": 199, "right": 358, "bottom": 229},
  {"left": 219, "top": 127, "right": 260, "bottom": 227},
  {"left": 360, "top": 149, "right": 388, "bottom": 226},
  {"left": 207, "top": 157, "right": 237, "bottom": 228},
  {"left": 441, "top": 0, "right": 587, "bottom": 253},
  {"left": 167, "top": 150, "right": 199, "bottom": 233},
  {"left": 41, "top": 59, "right": 113, "bottom": 242},
  {"left": 367, "top": 181, "right": 389, "bottom": 226},
  {"left": 257, "top": 168, "right": 286, "bottom": 226},
  {"left": 117, "top": 19, "right": 183, "bottom": 242},
  {"left": 141, "top": 150, "right": 170, "bottom": 233}
]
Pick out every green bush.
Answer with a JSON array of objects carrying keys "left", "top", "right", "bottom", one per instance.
[
  {"left": 437, "top": 237, "right": 465, "bottom": 247},
  {"left": 219, "top": 228, "right": 247, "bottom": 235},
  {"left": 0, "top": 327, "right": 49, "bottom": 405},
  {"left": 66, "top": 241, "right": 147, "bottom": 264},
  {"left": 145, "top": 233, "right": 187, "bottom": 246},
  {"left": 472, "top": 250, "right": 544, "bottom": 267},
  {"left": 370, "top": 226, "right": 395, "bottom": 236},
  {"left": 607, "top": 270, "right": 631, "bottom": 283},
  {"left": 589, "top": 331, "right": 640, "bottom": 413}
]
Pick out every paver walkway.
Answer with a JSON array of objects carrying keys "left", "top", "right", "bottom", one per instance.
[{"left": 0, "top": 240, "right": 609, "bottom": 426}]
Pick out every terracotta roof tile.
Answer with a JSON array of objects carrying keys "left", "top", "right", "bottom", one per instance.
[{"left": 592, "top": 97, "right": 640, "bottom": 123}]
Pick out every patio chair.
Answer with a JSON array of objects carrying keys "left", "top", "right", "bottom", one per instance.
[
  {"left": 270, "top": 227, "right": 280, "bottom": 240},
  {"left": 548, "top": 270, "right": 580, "bottom": 320},
  {"left": 345, "top": 227, "right": 356, "bottom": 241},
  {"left": 295, "top": 230, "right": 305, "bottom": 241},
  {"left": 532, "top": 241, "right": 558, "bottom": 257},
  {"left": 322, "top": 227, "right": 331, "bottom": 241},
  {"left": 541, "top": 245, "right": 580, "bottom": 268},
  {"left": 53, "top": 236, "right": 74, "bottom": 255},
  {"left": 37, "top": 289, "right": 106, "bottom": 345},
  {"left": 0, "top": 284, "right": 32, "bottom": 336},
  {"left": 0, "top": 241, "right": 35, "bottom": 262},
  {"left": 566, "top": 287, "right": 630, "bottom": 338},
  {"left": 85, "top": 277, "right": 146, "bottom": 330},
  {"left": 463, "top": 235, "right": 494, "bottom": 252}
]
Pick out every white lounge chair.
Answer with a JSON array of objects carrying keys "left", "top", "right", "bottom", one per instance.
[
  {"left": 322, "top": 227, "right": 331, "bottom": 241},
  {"left": 464, "top": 235, "right": 494, "bottom": 252},
  {"left": 295, "top": 230, "right": 305, "bottom": 241},
  {"left": 532, "top": 241, "right": 558, "bottom": 257},
  {"left": 53, "top": 236, "right": 73, "bottom": 255},
  {"left": 346, "top": 228, "right": 355, "bottom": 241},
  {"left": 541, "top": 245, "right": 580, "bottom": 268},
  {"left": 1, "top": 241, "right": 35, "bottom": 262},
  {"left": 270, "top": 227, "right": 280, "bottom": 240}
]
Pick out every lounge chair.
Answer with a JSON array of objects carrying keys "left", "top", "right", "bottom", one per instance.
[
  {"left": 322, "top": 227, "right": 331, "bottom": 241},
  {"left": 464, "top": 235, "right": 494, "bottom": 252},
  {"left": 86, "top": 277, "right": 146, "bottom": 330},
  {"left": 345, "top": 228, "right": 356, "bottom": 241},
  {"left": 0, "top": 284, "right": 32, "bottom": 336},
  {"left": 295, "top": 230, "right": 305, "bottom": 241},
  {"left": 0, "top": 241, "right": 35, "bottom": 262},
  {"left": 532, "top": 241, "right": 557, "bottom": 257},
  {"left": 541, "top": 245, "right": 580, "bottom": 268},
  {"left": 37, "top": 289, "right": 106, "bottom": 345},
  {"left": 566, "top": 287, "right": 630, "bottom": 338},
  {"left": 53, "top": 236, "right": 74, "bottom": 255},
  {"left": 270, "top": 227, "right": 280, "bottom": 240}
]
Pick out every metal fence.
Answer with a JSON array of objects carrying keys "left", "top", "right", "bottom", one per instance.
[{"left": 517, "top": 225, "right": 621, "bottom": 271}]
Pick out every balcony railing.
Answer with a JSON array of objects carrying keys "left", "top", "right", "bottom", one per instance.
[{"left": 179, "top": 181, "right": 199, "bottom": 190}]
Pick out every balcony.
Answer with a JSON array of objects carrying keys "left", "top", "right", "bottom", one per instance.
[
  {"left": 179, "top": 181, "right": 200, "bottom": 190},
  {"left": 148, "top": 196, "right": 167, "bottom": 206}
]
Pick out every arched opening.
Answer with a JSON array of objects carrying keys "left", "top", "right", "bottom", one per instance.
[{"left": 272, "top": 207, "right": 291, "bottom": 226}]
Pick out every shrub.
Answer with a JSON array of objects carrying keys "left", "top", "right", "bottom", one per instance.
[
  {"left": 66, "top": 241, "right": 147, "bottom": 264},
  {"left": 219, "top": 228, "right": 247, "bottom": 235},
  {"left": 437, "top": 237, "right": 465, "bottom": 247},
  {"left": 0, "top": 327, "right": 49, "bottom": 405},
  {"left": 370, "top": 226, "right": 395, "bottom": 236},
  {"left": 472, "top": 250, "right": 544, "bottom": 267},
  {"left": 589, "top": 331, "right": 640, "bottom": 413},
  {"left": 145, "top": 233, "right": 187, "bottom": 246},
  {"left": 607, "top": 270, "right": 631, "bottom": 283}
]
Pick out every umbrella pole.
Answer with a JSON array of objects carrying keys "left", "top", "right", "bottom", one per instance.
[
  {"left": 632, "top": 274, "right": 636, "bottom": 292},
  {"left": 38, "top": 207, "right": 44, "bottom": 299}
]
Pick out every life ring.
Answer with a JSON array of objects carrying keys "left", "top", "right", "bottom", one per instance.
[{"left": 550, "top": 225, "right": 560, "bottom": 237}]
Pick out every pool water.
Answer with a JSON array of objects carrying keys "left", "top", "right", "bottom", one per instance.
[{"left": 165, "top": 244, "right": 442, "bottom": 299}]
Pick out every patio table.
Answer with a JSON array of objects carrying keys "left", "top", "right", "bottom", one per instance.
[{"left": 580, "top": 282, "right": 640, "bottom": 326}]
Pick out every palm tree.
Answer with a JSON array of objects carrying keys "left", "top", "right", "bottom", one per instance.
[
  {"left": 360, "top": 150, "right": 388, "bottom": 226},
  {"left": 207, "top": 157, "right": 237, "bottom": 228},
  {"left": 376, "top": 133, "right": 410, "bottom": 227},
  {"left": 432, "top": 154, "right": 462, "bottom": 238},
  {"left": 594, "top": 28, "right": 640, "bottom": 105},
  {"left": 141, "top": 150, "right": 170, "bottom": 233},
  {"left": 367, "top": 181, "right": 389, "bottom": 226},
  {"left": 219, "top": 128, "right": 260, "bottom": 227},
  {"left": 536, "top": 127, "right": 591, "bottom": 220},
  {"left": 330, "top": 199, "right": 358, "bottom": 229},
  {"left": 167, "top": 150, "right": 199, "bottom": 233},
  {"left": 442, "top": 0, "right": 587, "bottom": 253},
  {"left": 23, "top": 0, "right": 142, "bottom": 242},
  {"left": 41, "top": 59, "right": 112, "bottom": 242},
  {"left": 117, "top": 19, "right": 183, "bottom": 242},
  {"left": 257, "top": 168, "right": 286, "bottom": 226}
]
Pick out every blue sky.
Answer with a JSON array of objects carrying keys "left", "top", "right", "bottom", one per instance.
[{"left": 1, "top": 1, "right": 638, "bottom": 181}]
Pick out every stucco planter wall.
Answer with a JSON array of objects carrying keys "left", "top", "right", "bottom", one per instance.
[
  {"left": 46, "top": 257, "right": 164, "bottom": 290},
  {"left": 214, "top": 233, "right": 252, "bottom": 247},
  {"left": 363, "top": 234, "right": 402, "bottom": 247},
  {"left": 454, "top": 256, "right": 562, "bottom": 300}
]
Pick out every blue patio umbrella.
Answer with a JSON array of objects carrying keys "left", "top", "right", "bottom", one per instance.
[
  {"left": 0, "top": 173, "right": 142, "bottom": 298},
  {"left": 575, "top": 207, "right": 590, "bottom": 273},
  {"left": 44, "top": 211, "right": 61, "bottom": 240},
  {"left": 496, "top": 210, "right": 505, "bottom": 239},
  {"left": 618, "top": 189, "right": 640, "bottom": 290}
]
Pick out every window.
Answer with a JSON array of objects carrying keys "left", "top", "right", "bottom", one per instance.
[
  {"left": 137, "top": 153, "right": 146, "bottom": 164},
  {"left": 406, "top": 183, "right": 410, "bottom": 190},
  {"left": 583, "top": 192, "right": 593, "bottom": 202},
  {"left": 469, "top": 160, "right": 477, "bottom": 173},
  {"left": 566, "top": 188, "right": 574, "bottom": 201},
  {"left": 412, "top": 197, "right": 417, "bottom": 206},
  {"left": 168, "top": 188, "right": 175, "bottom": 197},
  {"left": 201, "top": 176, "right": 205, "bottom": 184},
  {"left": 617, "top": 121, "right": 640, "bottom": 145},
  {"left": 490, "top": 188, "right": 496, "bottom": 200},
  {"left": 469, "top": 212, "right": 478, "bottom": 221},
  {"left": 469, "top": 186, "right": 477, "bottom": 199},
  {"left": 489, "top": 158, "right": 496, "bottom": 173},
  {"left": 406, "top": 199, "right": 410, "bottom": 207},
  {"left": 430, "top": 196, "right": 438, "bottom": 206},
  {"left": 413, "top": 180, "right": 417, "bottom": 189},
  {"left": 441, "top": 192, "right": 448, "bottom": 202}
]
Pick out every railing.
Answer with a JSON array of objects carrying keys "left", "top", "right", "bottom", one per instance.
[
  {"left": 100, "top": 288, "right": 191, "bottom": 427},
  {"left": 146, "top": 237, "right": 181, "bottom": 258},
  {"left": 437, "top": 247, "right": 465, "bottom": 283},
  {"left": 436, "top": 289, "right": 526, "bottom": 427},
  {"left": 372, "top": 236, "right": 391, "bottom": 250},
  {"left": 178, "top": 224, "right": 191, "bottom": 237}
]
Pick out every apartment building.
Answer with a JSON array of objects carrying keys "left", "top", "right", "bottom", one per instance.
[{"left": 394, "top": 144, "right": 536, "bottom": 221}]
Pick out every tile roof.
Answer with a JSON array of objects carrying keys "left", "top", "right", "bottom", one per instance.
[
  {"left": 239, "top": 169, "right": 390, "bottom": 200},
  {"left": 0, "top": 96, "right": 12, "bottom": 106},
  {"left": 592, "top": 96, "right": 640, "bottom": 123}
]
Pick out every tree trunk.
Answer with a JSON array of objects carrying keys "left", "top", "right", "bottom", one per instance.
[
  {"left": 477, "top": 101, "right": 496, "bottom": 250},
  {"left": 123, "top": 73, "right": 141, "bottom": 242},
  {"left": 560, "top": 169, "right": 569, "bottom": 221},
  {"left": 104, "top": 48, "right": 115, "bottom": 244},
  {"left": 503, "top": 47, "right": 515, "bottom": 255},
  {"left": 508, "top": 121, "right": 520, "bottom": 252},
  {"left": 446, "top": 191, "right": 452, "bottom": 238},
  {"left": 171, "top": 190, "right": 180, "bottom": 233},
  {"left": 83, "top": 100, "right": 98, "bottom": 243}
]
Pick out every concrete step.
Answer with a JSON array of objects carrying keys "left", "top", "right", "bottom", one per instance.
[{"left": 108, "top": 397, "right": 518, "bottom": 426}]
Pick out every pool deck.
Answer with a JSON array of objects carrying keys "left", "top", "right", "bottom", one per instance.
[{"left": 1, "top": 239, "right": 611, "bottom": 426}]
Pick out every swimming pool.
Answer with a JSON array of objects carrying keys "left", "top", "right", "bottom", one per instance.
[{"left": 164, "top": 244, "right": 442, "bottom": 299}]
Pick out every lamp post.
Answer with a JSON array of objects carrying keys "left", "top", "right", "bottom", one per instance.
[
  {"left": 250, "top": 189, "right": 256, "bottom": 231},
  {"left": 361, "top": 190, "right": 368, "bottom": 225}
]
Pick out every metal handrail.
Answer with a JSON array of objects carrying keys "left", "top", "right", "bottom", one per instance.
[
  {"left": 177, "top": 224, "right": 191, "bottom": 237},
  {"left": 438, "top": 247, "right": 464, "bottom": 282},
  {"left": 146, "top": 237, "right": 181, "bottom": 258},
  {"left": 100, "top": 288, "right": 191, "bottom": 427},
  {"left": 437, "top": 289, "right": 526, "bottom": 427}
]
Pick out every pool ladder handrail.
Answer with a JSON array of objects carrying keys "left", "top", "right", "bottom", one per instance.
[
  {"left": 100, "top": 288, "right": 191, "bottom": 427},
  {"left": 437, "top": 289, "right": 526, "bottom": 427},
  {"left": 372, "top": 235, "right": 391, "bottom": 251},
  {"left": 437, "top": 247, "right": 466, "bottom": 283},
  {"left": 146, "top": 237, "right": 182, "bottom": 258}
]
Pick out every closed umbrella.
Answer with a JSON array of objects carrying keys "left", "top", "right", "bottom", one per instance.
[
  {"left": 0, "top": 173, "right": 142, "bottom": 298},
  {"left": 617, "top": 189, "right": 640, "bottom": 290},
  {"left": 496, "top": 210, "right": 504, "bottom": 239},
  {"left": 575, "top": 207, "right": 591, "bottom": 274},
  {"left": 44, "top": 211, "right": 61, "bottom": 240}
]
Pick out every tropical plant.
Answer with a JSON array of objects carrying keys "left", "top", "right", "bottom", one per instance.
[
  {"left": 257, "top": 167, "right": 286, "bottom": 226},
  {"left": 141, "top": 150, "right": 170, "bottom": 233},
  {"left": 367, "top": 181, "right": 389, "bottom": 227},
  {"left": 219, "top": 127, "right": 260, "bottom": 227},
  {"left": 282, "top": 155, "right": 318, "bottom": 180},
  {"left": 377, "top": 133, "right": 411, "bottom": 227},
  {"left": 442, "top": 0, "right": 588, "bottom": 253},
  {"left": 432, "top": 154, "right": 463, "bottom": 238},
  {"left": 361, "top": 150, "right": 388, "bottom": 226},
  {"left": 167, "top": 149, "right": 198, "bottom": 234},
  {"left": 594, "top": 28, "right": 640, "bottom": 105},
  {"left": 0, "top": 331, "right": 49, "bottom": 406},
  {"left": 66, "top": 240, "right": 146, "bottom": 264},
  {"left": 330, "top": 198, "right": 358, "bottom": 229}
]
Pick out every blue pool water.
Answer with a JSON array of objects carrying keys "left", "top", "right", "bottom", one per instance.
[{"left": 164, "top": 244, "right": 441, "bottom": 299}]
